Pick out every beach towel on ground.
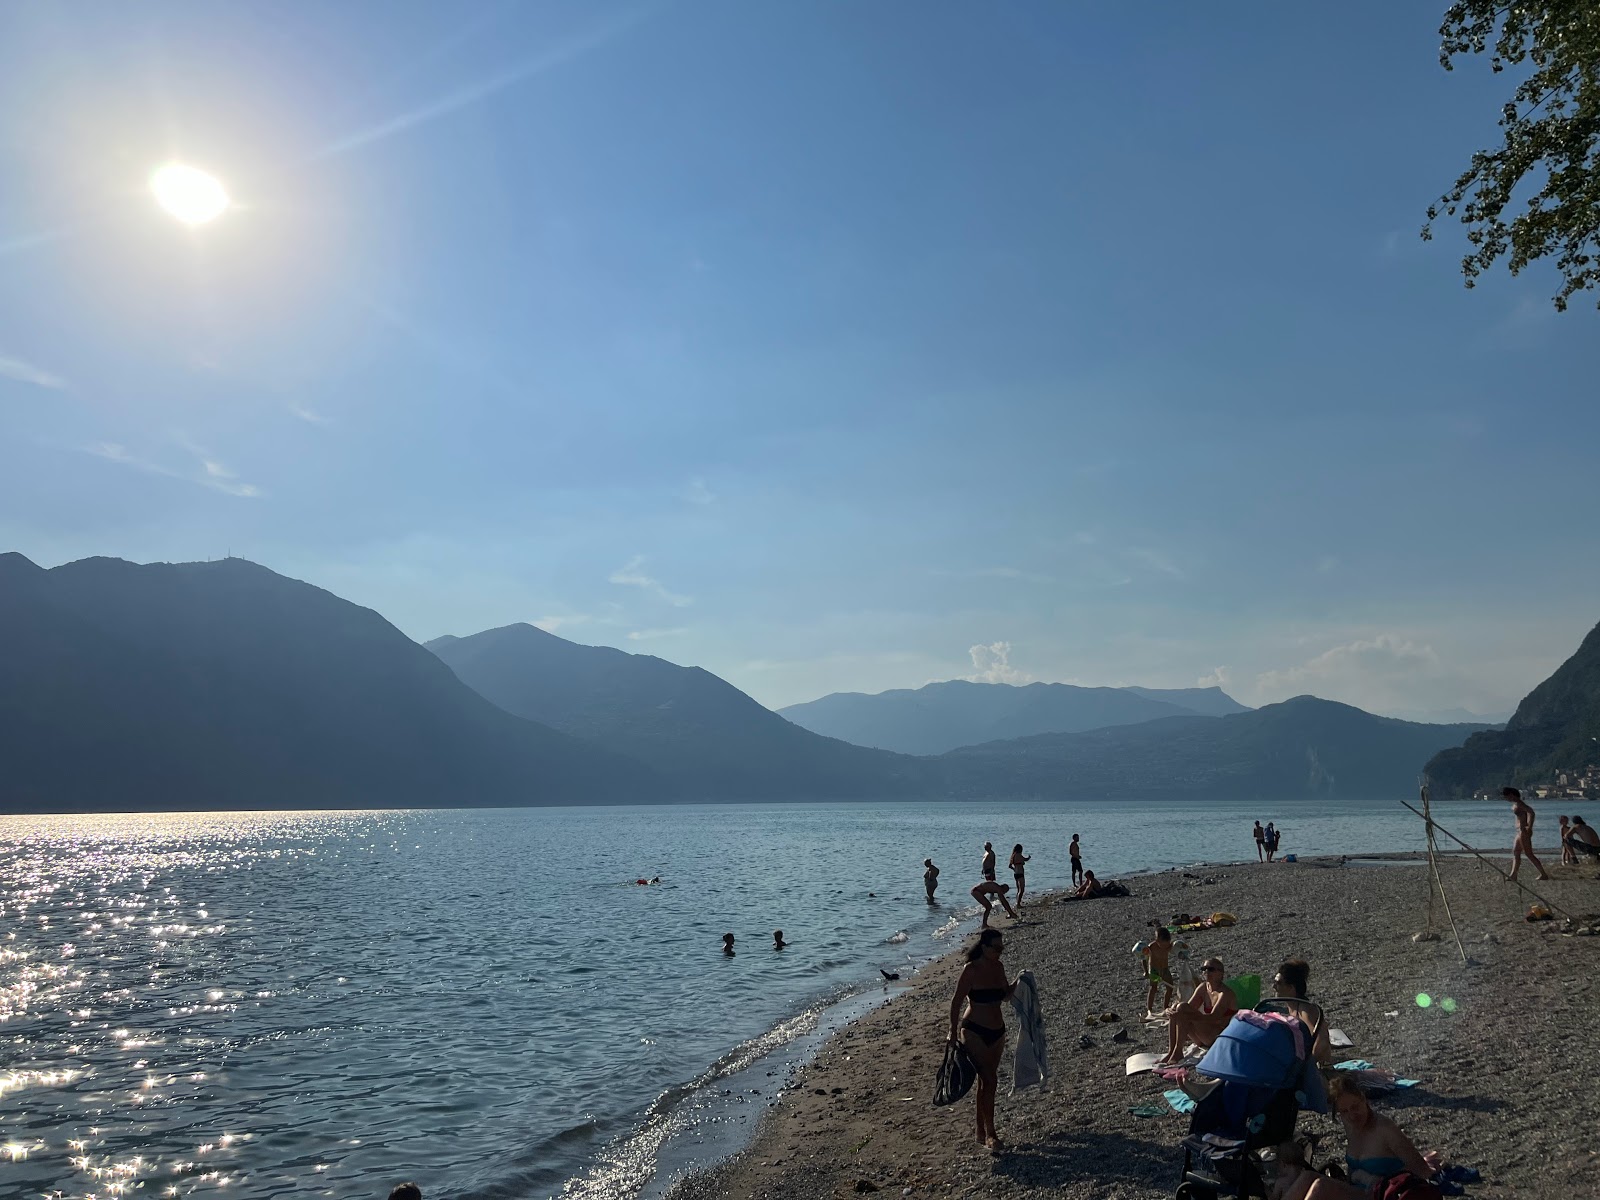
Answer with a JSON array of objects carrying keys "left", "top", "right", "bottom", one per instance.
[
  {"left": 1009, "top": 969, "right": 1048, "bottom": 1092},
  {"left": 932, "top": 1039, "right": 976, "bottom": 1106},
  {"left": 1163, "top": 1088, "right": 1197, "bottom": 1114}
]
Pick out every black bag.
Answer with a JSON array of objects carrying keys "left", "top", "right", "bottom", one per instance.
[{"left": 932, "top": 1039, "right": 977, "bottom": 1106}]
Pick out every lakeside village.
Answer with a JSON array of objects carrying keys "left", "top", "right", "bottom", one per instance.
[{"left": 1472, "top": 764, "right": 1600, "bottom": 802}]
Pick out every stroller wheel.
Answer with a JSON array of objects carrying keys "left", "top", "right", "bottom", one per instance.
[{"left": 1175, "top": 1185, "right": 1217, "bottom": 1200}]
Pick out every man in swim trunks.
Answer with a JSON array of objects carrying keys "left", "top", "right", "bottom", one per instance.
[
  {"left": 1069, "top": 834, "right": 1083, "bottom": 886},
  {"left": 1504, "top": 786, "right": 1551, "bottom": 882},
  {"left": 981, "top": 842, "right": 996, "bottom": 882},
  {"left": 1143, "top": 926, "right": 1176, "bottom": 1016}
]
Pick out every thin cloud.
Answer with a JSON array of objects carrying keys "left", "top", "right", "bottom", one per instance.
[
  {"left": 608, "top": 556, "right": 692, "bottom": 607},
  {"left": 683, "top": 476, "right": 716, "bottom": 505},
  {"left": 0, "top": 351, "right": 67, "bottom": 390},
  {"left": 82, "top": 439, "right": 262, "bottom": 498},
  {"left": 1127, "top": 547, "right": 1184, "bottom": 579},
  {"left": 627, "top": 627, "right": 688, "bottom": 641},
  {"left": 533, "top": 614, "right": 590, "bottom": 633},
  {"left": 290, "top": 403, "right": 330, "bottom": 425},
  {"left": 314, "top": 7, "right": 650, "bottom": 159}
]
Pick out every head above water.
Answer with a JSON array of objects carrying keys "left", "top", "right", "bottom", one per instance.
[
  {"left": 1502, "top": 786, "right": 1522, "bottom": 802},
  {"left": 722, "top": 932, "right": 735, "bottom": 946},
  {"left": 966, "top": 927, "right": 1004, "bottom": 962},
  {"left": 390, "top": 1185, "right": 423, "bottom": 1200},
  {"left": 1274, "top": 959, "right": 1310, "bottom": 998}
]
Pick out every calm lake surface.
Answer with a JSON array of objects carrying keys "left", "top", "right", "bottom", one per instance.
[{"left": 0, "top": 797, "right": 1518, "bottom": 1199}]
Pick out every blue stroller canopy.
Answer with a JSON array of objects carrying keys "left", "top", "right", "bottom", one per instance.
[{"left": 1197, "top": 1012, "right": 1327, "bottom": 1112}]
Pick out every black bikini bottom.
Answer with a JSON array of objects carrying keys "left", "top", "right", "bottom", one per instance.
[{"left": 962, "top": 1019, "right": 1004, "bottom": 1046}]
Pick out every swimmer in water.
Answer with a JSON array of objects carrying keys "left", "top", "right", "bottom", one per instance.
[
  {"left": 773, "top": 930, "right": 788, "bottom": 950},
  {"left": 722, "top": 933, "right": 736, "bottom": 956}
]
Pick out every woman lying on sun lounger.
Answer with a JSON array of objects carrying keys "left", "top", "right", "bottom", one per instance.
[
  {"left": 1274, "top": 1073, "right": 1439, "bottom": 1200},
  {"left": 1158, "top": 957, "right": 1236, "bottom": 1064}
]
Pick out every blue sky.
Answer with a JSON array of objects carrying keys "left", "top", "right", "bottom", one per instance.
[{"left": 2, "top": 1, "right": 1596, "bottom": 719}]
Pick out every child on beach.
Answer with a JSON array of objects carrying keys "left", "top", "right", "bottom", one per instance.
[{"left": 1142, "top": 927, "right": 1176, "bottom": 1016}]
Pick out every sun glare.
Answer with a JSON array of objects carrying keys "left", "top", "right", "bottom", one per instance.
[{"left": 150, "top": 163, "right": 230, "bottom": 225}]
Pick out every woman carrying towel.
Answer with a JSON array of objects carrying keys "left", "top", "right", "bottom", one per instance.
[{"left": 948, "top": 927, "right": 1015, "bottom": 1152}]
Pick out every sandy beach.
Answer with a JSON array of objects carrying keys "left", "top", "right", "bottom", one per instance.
[{"left": 672, "top": 854, "right": 1600, "bottom": 1200}]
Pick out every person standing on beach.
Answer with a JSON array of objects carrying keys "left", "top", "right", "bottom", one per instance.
[
  {"left": 1142, "top": 927, "right": 1176, "bottom": 1016},
  {"left": 1253, "top": 820, "right": 1265, "bottom": 861},
  {"left": 1263, "top": 822, "right": 1279, "bottom": 863},
  {"left": 1008, "top": 844, "right": 1030, "bottom": 908},
  {"left": 1068, "top": 834, "right": 1083, "bottom": 886},
  {"left": 948, "top": 927, "right": 1015, "bottom": 1151},
  {"left": 1504, "top": 786, "right": 1551, "bottom": 882},
  {"left": 924, "top": 858, "right": 940, "bottom": 901},
  {"left": 1558, "top": 815, "right": 1575, "bottom": 866},
  {"left": 981, "top": 842, "right": 996, "bottom": 882}
]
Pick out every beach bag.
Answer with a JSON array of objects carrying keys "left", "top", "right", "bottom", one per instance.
[
  {"left": 932, "top": 1039, "right": 977, "bottom": 1106},
  {"left": 1375, "top": 1173, "right": 1442, "bottom": 1200}
]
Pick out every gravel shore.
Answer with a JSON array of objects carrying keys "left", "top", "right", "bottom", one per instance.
[{"left": 671, "top": 854, "right": 1600, "bottom": 1200}]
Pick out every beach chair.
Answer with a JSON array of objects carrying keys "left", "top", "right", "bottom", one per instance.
[{"left": 1173, "top": 1006, "right": 1325, "bottom": 1200}]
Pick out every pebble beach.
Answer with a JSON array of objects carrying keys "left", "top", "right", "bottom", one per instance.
[{"left": 672, "top": 853, "right": 1600, "bottom": 1200}]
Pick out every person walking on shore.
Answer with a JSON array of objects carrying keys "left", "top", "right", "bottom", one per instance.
[
  {"left": 948, "top": 927, "right": 1015, "bottom": 1151},
  {"left": 1504, "top": 787, "right": 1551, "bottom": 882},
  {"left": 924, "top": 858, "right": 940, "bottom": 901},
  {"left": 981, "top": 842, "right": 997, "bottom": 882},
  {"left": 1253, "top": 820, "right": 1265, "bottom": 862},
  {"left": 1008, "top": 844, "right": 1030, "bottom": 908},
  {"left": 1068, "top": 834, "right": 1083, "bottom": 886}
]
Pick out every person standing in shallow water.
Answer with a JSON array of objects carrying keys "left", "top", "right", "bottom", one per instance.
[
  {"left": 1504, "top": 786, "right": 1551, "bottom": 881},
  {"left": 1008, "top": 844, "right": 1030, "bottom": 908},
  {"left": 923, "top": 858, "right": 940, "bottom": 902},
  {"left": 1068, "top": 834, "right": 1083, "bottom": 886},
  {"left": 948, "top": 927, "right": 1016, "bottom": 1152},
  {"left": 981, "top": 842, "right": 996, "bottom": 882}
]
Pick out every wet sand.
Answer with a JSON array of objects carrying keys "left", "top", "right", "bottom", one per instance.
[{"left": 672, "top": 855, "right": 1600, "bottom": 1200}]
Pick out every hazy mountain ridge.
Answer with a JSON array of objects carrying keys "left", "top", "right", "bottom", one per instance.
[
  {"left": 779, "top": 679, "right": 1249, "bottom": 755},
  {"left": 0, "top": 554, "right": 659, "bottom": 812},
  {"left": 938, "top": 695, "right": 1490, "bottom": 802},
  {"left": 427, "top": 623, "right": 930, "bottom": 800},
  {"left": 1425, "top": 618, "right": 1600, "bottom": 797}
]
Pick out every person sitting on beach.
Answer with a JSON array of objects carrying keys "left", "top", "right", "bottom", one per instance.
[
  {"left": 981, "top": 842, "right": 997, "bottom": 882},
  {"left": 924, "top": 857, "right": 940, "bottom": 901},
  {"left": 389, "top": 1185, "right": 422, "bottom": 1200},
  {"left": 1159, "top": 957, "right": 1237, "bottom": 1064},
  {"left": 721, "top": 933, "right": 736, "bottom": 956},
  {"left": 772, "top": 930, "right": 787, "bottom": 950},
  {"left": 970, "top": 880, "right": 1018, "bottom": 927},
  {"left": 1068, "top": 870, "right": 1103, "bottom": 899},
  {"left": 1069, "top": 834, "right": 1083, "bottom": 885},
  {"left": 948, "top": 927, "right": 1016, "bottom": 1151},
  {"left": 1142, "top": 926, "right": 1176, "bottom": 1017},
  {"left": 1008, "top": 844, "right": 1030, "bottom": 908},
  {"left": 1275, "top": 1074, "right": 1436, "bottom": 1200},
  {"left": 1567, "top": 815, "right": 1600, "bottom": 859},
  {"left": 1270, "top": 959, "right": 1332, "bottom": 1066}
]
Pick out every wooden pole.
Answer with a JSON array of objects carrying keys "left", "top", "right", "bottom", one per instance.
[
  {"left": 1399, "top": 797, "right": 1581, "bottom": 924},
  {"left": 1419, "top": 784, "right": 1468, "bottom": 964}
]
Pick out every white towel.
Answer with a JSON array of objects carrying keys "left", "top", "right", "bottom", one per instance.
[{"left": 1009, "top": 969, "right": 1048, "bottom": 1092}]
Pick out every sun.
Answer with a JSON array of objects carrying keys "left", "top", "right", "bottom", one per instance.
[{"left": 150, "top": 163, "right": 230, "bottom": 225}]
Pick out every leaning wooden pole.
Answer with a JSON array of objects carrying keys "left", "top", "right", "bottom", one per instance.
[
  {"left": 1419, "top": 784, "right": 1468, "bottom": 965},
  {"left": 1398, "top": 797, "right": 1581, "bottom": 924}
]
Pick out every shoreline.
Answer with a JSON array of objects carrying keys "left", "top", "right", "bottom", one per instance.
[{"left": 664, "top": 853, "right": 1600, "bottom": 1200}]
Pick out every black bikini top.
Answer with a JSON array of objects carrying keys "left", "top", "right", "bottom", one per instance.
[{"left": 969, "top": 987, "right": 1007, "bottom": 1004}]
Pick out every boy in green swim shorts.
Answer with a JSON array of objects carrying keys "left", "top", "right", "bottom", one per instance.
[{"left": 1142, "top": 926, "right": 1176, "bottom": 1017}]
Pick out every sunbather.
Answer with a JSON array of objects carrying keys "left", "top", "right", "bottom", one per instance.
[
  {"left": 1071, "top": 870, "right": 1102, "bottom": 899},
  {"left": 1277, "top": 1073, "right": 1437, "bottom": 1200},
  {"left": 1158, "top": 957, "right": 1236, "bottom": 1064},
  {"left": 1270, "top": 959, "right": 1332, "bottom": 1066}
]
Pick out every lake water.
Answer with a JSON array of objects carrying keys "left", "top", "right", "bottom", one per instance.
[{"left": 0, "top": 797, "right": 1520, "bottom": 1199}]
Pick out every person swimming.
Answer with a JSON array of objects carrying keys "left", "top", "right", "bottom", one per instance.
[
  {"left": 772, "top": 930, "right": 788, "bottom": 950},
  {"left": 721, "top": 933, "right": 735, "bottom": 956}
]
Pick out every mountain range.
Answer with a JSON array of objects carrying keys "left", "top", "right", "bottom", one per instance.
[
  {"left": 779, "top": 680, "right": 1249, "bottom": 755},
  {"left": 0, "top": 552, "right": 1531, "bottom": 813},
  {"left": 1424, "top": 618, "right": 1600, "bottom": 797}
]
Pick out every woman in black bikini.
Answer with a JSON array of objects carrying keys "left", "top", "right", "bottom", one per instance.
[
  {"left": 948, "top": 927, "right": 1015, "bottom": 1151},
  {"left": 1008, "top": 844, "right": 1030, "bottom": 908}
]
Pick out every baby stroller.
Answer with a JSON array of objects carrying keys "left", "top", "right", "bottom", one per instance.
[{"left": 1174, "top": 1000, "right": 1327, "bottom": 1200}]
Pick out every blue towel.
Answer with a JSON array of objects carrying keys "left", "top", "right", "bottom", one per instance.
[
  {"left": 1333, "top": 1058, "right": 1373, "bottom": 1070},
  {"left": 1163, "top": 1088, "right": 1196, "bottom": 1114}
]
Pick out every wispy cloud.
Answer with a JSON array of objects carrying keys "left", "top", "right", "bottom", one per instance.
[
  {"left": 609, "top": 555, "right": 692, "bottom": 607},
  {"left": 1197, "top": 666, "right": 1232, "bottom": 688},
  {"left": 627, "top": 627, "right": 688, "bottom": 641},
  {"left": 1127, "top": 547, "right": 1184, "bottom": 579},
  {"left": 0, "top": 351, "right": 67, "bottom": 391},
  {"left": 966, "top": 641, "right": 1033, "bottom": 685},
  {"left": 290, "top": 403, "right": 330, "bottom": 425},
  {"left": 683, "top": 476, "right": 716, "bottom": 505},
  {"left": 932, "top": 565, "right": 1053, "bottom": 584},
  {"left": 82, "top": 439, "right": 262, "bottom": 498},
  {"left": 315, "top": 7, "right": 650, "bottom": 159},
  {"left": 533, "top": 614, "right": 590, "bottom": 633}
]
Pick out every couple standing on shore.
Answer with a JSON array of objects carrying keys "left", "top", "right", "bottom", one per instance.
[{"left": 1252, "top": 820, "right": 1282, "bottom": 862}]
